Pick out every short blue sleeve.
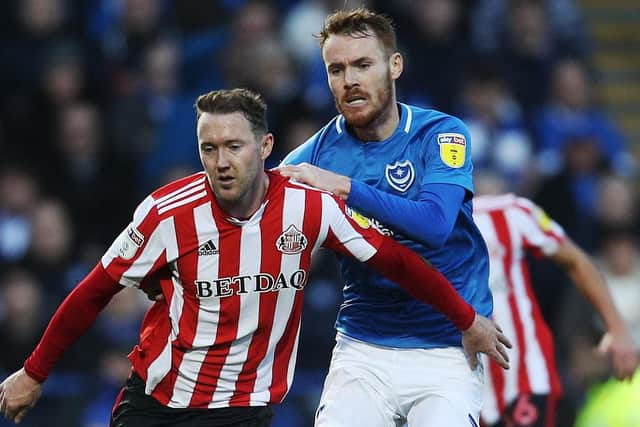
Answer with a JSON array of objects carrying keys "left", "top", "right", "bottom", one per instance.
[
  {"left": 422, "top": 116, "right": 474, "bottom": 193},
  {"left": 280, "top": 137, "right": 315, "bottom": 166}
]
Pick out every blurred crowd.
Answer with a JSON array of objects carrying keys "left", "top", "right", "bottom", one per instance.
[{"left": 0, "top": 0, "right": 638, "bottom": 426}]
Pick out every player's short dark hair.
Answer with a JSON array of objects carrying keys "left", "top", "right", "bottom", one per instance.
[
  {"left": 195, "top": 88, "right": 268, "bottom": 136},
  {"left": 318, "top": 8, "right": 397, "bottom": 55}
]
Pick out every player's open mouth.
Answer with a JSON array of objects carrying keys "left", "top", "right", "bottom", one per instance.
[
  {"left": 346, "top": 97, "right": 366, "bottom": 106},
  {"left": 218, "top": 176, "right": 234, "bottom": 184}
]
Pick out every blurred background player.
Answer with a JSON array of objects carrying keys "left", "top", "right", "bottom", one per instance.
[{"left": 473, "top": 174, "right": 638, "bottom": 427}]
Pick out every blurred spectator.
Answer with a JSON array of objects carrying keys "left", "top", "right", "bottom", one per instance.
[
  {"left": 269, "top": 112, "right": 321, "bottom": 167},
  {"left": 87, "top": 0, "right": 172, "bottom": 96},
  {"left": 174, "top": 1, "right": 230, "bottom": 94},
  {"left": 227, "top": 37, "right": 300, "bottom": 121},
  {"left": 81, "top": 290, "right": 148, "bottom": 426},
  {"left": 41, "top": 41, "right": 95, "bottom": 107},
  {"left": 457, "top": 61, "right": 534, "bottom": 192},
  {"left": 20, "top": 199, "right": 78, "bottom": 297},
  {"left": 0, "top": 167, "right": 39, "bottom": 263},
  {"left": 0, "top": 0, "right": 75, "bottom": 94},
  {"left": 110, "top": 37, "right": 201, "bottom": 195},
  {"left": 535, "top": 58, "right": 636, "bottom": 177},
  {"left": 46, "top": 102, "right": 134, "bottom": 241},
  {"left": 471, "top": 0, "right": 589, "bottom": 55},
  {"left": 226, "top": 2, "right": 302, "bottom": 140},
  {"left": 82, "top": 350, "right": 133, "bottom": 427},
  {"left": 0, "top": 267, "right": 92, "bottom": 427},
  {"left": 488, "top": 0, "right": 571, "bottom": 116},
  {"left": 394, "top": 0, "right": 472, "bottom": 112},
  {"left": 597, "top": 230, "right": 640, "bottom": 347},
  {"left": 95, "top": 288, "right": 148, "bottom": 353},
  {"left": 534, "top": 134, "right": 606, "bottom": 251},
  {"left": 595, "top": 175, "right": 638, "bottom": 234},
  {"left": 2, "top": 39, "right": 97, "bottom": 169},
  {"left": 0, "top": 269, "right": 47, "bottom": 375},
  {"left": 283, "top": 0, "right": 330, "bottom": 67},
  {"left": 282, "top": 0, "right": 364, "bottom": 66}
]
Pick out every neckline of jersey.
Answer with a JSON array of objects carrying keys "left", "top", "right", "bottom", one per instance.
[{"left": 338, "top": 102, "right": 412, "bottom": 145}]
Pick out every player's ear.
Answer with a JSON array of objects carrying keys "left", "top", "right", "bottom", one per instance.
[
  {"left": 260, "top": 133, "right": 274, "bottom": 160},
  {"left": 389, "top": 52, "right": 403, "bottom": 81}
]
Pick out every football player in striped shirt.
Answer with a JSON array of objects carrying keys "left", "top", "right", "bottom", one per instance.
[
  {"left": 0, "top": 89, "right": 510, "bottom": 427},
  {"left": 473, "top": 192, "right": 638, "bottom": 427}
]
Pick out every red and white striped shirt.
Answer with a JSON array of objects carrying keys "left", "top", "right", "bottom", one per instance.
[
  {"left": 473, "top": 194, "right": 565, "bottom": 424},
  {"left": 101, "top": 171, "right": 385, "bottom": 409}
]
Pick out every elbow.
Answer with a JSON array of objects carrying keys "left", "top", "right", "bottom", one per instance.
[{"left": 426, "top": 228, "right": 451, "bottom": 248}]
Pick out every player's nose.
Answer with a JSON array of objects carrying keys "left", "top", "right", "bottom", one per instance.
[
  {"left": 344, "top": 67, "right": 359, "bottom": 88},
  {"left": 216, "top": 150, "right": 231, "bottom": 169}
]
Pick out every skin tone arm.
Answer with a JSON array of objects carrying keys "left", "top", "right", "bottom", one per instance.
[
  {"left": 550, "top": 237, "right": 638, "bottom": 380},
  {"left": 0, "top": 370, "right": 39, "bottom": 424}
]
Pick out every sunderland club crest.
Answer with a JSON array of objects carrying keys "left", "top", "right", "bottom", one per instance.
[
  {"left": 385, "top": 160, "right": 415, "bottom": 192},
  {"left": 276, "top": 225, "right": 308, "bottom": 254}
]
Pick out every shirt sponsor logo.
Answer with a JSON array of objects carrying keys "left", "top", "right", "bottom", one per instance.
[
  {"left": 385, "top": 160, "right": 415, "bottom": 192},
  {"left": 438, "top": 133, "right": 466, "bottom": 168},
  {"left": 194, "top": 270, "right": 307, "bottom": 298},
  {"left": 276, "top": 225, "right": 308, "bottom": 254}
]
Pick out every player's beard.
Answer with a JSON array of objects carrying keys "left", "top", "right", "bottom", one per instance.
[{"left": 335, "top": 71, "right": 394, "bottom": 130}]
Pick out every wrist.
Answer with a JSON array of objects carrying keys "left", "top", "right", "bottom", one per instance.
[
  {"left": 459, "top": 308, "right": 477, "bottom": 332},
  {"left": 335, "top": 176, "right": 351, "bottom": 200},
  {"left": 23, "top": 358, "right": 47, "bottom": 383}
]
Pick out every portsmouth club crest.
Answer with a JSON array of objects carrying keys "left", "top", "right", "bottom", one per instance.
[
  {"left": 276, "top": 225, "right": 308, "bottom": 254},
  {"left": 385, "top": 160, "right": 415, "bottom": 192}
]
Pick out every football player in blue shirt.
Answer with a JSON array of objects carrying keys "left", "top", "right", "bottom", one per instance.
[{"left": 278, "top": 8, "right": 508, "bottom": 427}]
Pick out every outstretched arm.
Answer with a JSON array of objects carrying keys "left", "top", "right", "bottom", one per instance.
[
  {"left": 278, "top": 163, "right": 465, "bottom": 247},
  {"left": 551, "top": 238, "right": 638, "bottom": 380},
  {"left": 0, "top": 264, "right": 123, "bottom": 423},
  {"left": 366, "top": 236, "right": 512, "bottom": 369}
]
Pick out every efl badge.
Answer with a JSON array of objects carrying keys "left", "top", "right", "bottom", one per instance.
[
  {"left": 438, "top": 133, "right": 466, "bottom": 168},
  {"left": 535, "top": 208, "right": 553, "bottom": 232},
  {"left": 385, "top": 160, "right": 415, "bottom": 192},
  {"left": 276, "top": 225, "right": 308, "bottom": 254},
  {"left": 345, "top": 206, "right": 371, "bottom": 229},
  {"left": 116, "top": 224, "right": 144, "bottom": 260}
]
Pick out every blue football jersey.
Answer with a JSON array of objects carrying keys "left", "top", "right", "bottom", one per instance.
[{"left": 282, "top": 103, "right": 492, "bottom": 348}]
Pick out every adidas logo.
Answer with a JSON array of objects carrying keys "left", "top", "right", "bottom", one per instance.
[{"left": 198, "top": 240, "right": 219, "bottom": 256}]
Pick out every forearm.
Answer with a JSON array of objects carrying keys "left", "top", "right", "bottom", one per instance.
[
  {"left": 569, "top": 254, "right": 627, "bottom": 333},
  {"left": 24, "top": 264, "right": 123, "bottom": 382},
  {"left": 366, "top": 237, "right": 475, "bottom": 330},
  {"left": 348, "top": 181, "right": 465, "bottom": 247}
]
